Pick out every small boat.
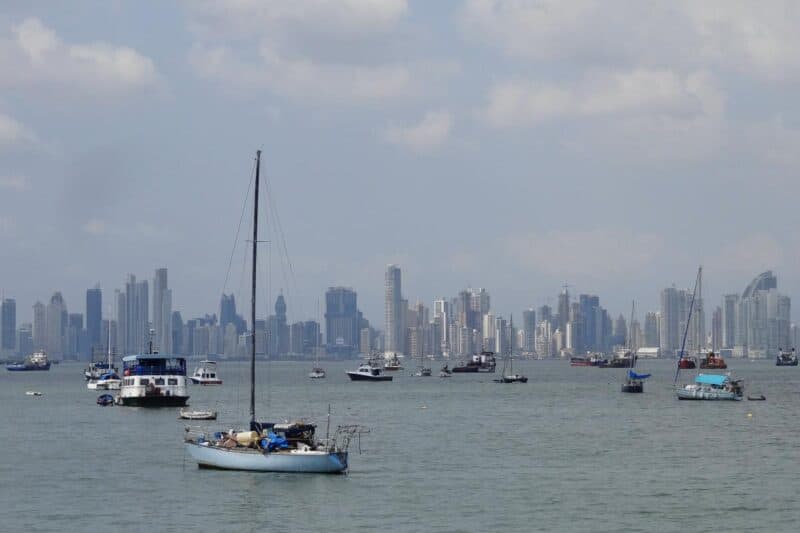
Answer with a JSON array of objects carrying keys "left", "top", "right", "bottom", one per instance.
[
  {"left": 308, "top": 367, "right": 326, "bottom": 379},
  {"left": 87, "top": 371, "right": 122, "bottom": 390},
  {"left": 347, "top": 361, "right": 393, "bottom": 382},
  {"left": 451, "top": 360, "right": 479, "bottom": 373},
  {"left": 383, "top": 352, "right": 403, "bottom": 371},
  {"left": 179, "top": 408, "right": 218, "bottom": 420},
  {"left": 621, "top": 302, "right": 650, "bottom": 393},
  {"left": 118, "top": 337, "right": 190, "bottom": 407},
  {"left": 7, "top": 351, "right": 51, "bottom": 371},
  {"left": 439, "top": 364, "right": 452, "bottom": 378},
  {"left": 190, "top": 360, "right": 223, "bottom": 385},
  {"left": 96, "top": 394, "right": 114, "bottom": 406},
  {"left": 676, "top": 373, "right": 744, "bottom": 401},
  {"left": 747, "top": 395, "right": 766, "bottom": 401},
  {"left": 495, "top": 316, "right": 527, "bottom": 383},
  {"left": 25, "top": 390, "right": 43, "bottom": 396},
  {"left": 699, "top": 351, "right": 727, "bottom": 369},
  {"left": 776, "top": 348, "right": 798, "bottom": 366},
  {"left": 599, "top": 351, "right": 635, "bottom": 368},
  {"left": 570, "top": 356, "right": 593, "bottom": 367},
  {"left": 677, "top": 357, "right": 697, "bottom": 369}
]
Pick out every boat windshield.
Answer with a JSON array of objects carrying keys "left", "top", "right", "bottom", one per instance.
[{"left": 123, "top": 357, "right": 186, "bottom": 376}]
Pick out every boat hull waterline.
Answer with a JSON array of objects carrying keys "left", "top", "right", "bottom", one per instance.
[{"left": 185, "top": 443, "right": 347, "bottom": 473}]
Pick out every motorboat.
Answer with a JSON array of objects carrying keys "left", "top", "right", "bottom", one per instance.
[
  {"left": 439, "top": 364, "right": 452, "bottom": 378},
  {"left": 190, "top": 360, "right": 222, "bottom": 385},
  {"left": 699, "top": 351, "right": 727, "bottom": 369},
  {"left": 7, "top": 351, "right": 51, "bottom": 371},
  {"left": 118, "top": 336, "right": 190, "bottom": 407},
  {"left": 383, "top": 352, "right": 403, "bottom": 371},
  {"left": 25, "top": 391, "right": 43, "bottom": 396},
  {"left": 87, "top": 371, "right": 121, "bottom": 390},
  {"left": 412, "top": 366, "right": 432, "bottom": 377},
  {"left": 676, "top": 373, "right": 743, "bottom": 401},
  {"left": 308, "top": 367, "right": 326, "bottom": 379},
  {"left": 179, "top": 408, "right": 218, "bottom": 420},
  {"left": 347, "top": 362, "right": 393, "bottom": 382},
  {"left": 677, "top": 357, "right": 697, "bottom": 369},
  {"left": 776, "top": 348, "right": 798, "bottom": 366},
  {"left": 84, "top": 361, "right": 117, "bottom": 380}
]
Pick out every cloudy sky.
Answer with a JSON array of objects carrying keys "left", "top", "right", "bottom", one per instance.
[{"left": 1, "top": 0, "right": 799, "bottom": 325}]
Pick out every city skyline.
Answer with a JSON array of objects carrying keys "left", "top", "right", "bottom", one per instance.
[{"left": 1, "top": 264, "right": 793, "bottom": 361}]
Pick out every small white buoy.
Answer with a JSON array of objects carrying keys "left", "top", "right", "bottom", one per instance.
[
  {"left": 420, "top": 405, "right": 427, "bottom": 409},
  {"left": 747, "top": 412, "right": 753, "bottom": 418}
]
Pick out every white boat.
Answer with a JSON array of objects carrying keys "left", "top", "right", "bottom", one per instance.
[
  {"left": 439, "top": 364, "right": 452, "bottom": 378},
  {"left": 184, "top": 150, "right": 359, "bottom": 473},
  {"left": 383, "top": 352, "right": 403, "bottom": 371},
  {"left": 25, "top": 391, "right": 43, "bottom": 396},
  {"left": 190, "top": 360, "right": 223, "bottom": 385},
  {"left": 308, "top": 367, "right": 326, "bottom": 379},
  {"left": 494, "top": 316, "right": 528, "bottom": 384},
  {"left": 347, "top": 361, "right": 393, "bottom": 381},
  {"left": 87, "top": 323, "right": 121, "bottom": 390},
  {"left": 676, "top": 373, "right": 743, "bottom": 401},
  {"left": 118, "top": 336, "right": 189, "bottom": 407},
  {"left": 179, "top": 408, "right": 218, "bottom": 420}
]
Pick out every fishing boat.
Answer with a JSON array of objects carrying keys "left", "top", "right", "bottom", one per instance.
[
  {"left": 184, "top": 150, "right": 359, "bottom": 473},
  {"left": 599, "top": 351, "right": 635, "bottom": 368},
  {"left": 451, "top": 359, "right": 479, "bottom": 373},
  {"left": 677, "top": 357, "right": 697, "bottom": 369},
  {"left": 6, "top": 351, "right": 51, "bottom": 371},
  {"left": 570, "top": 356, "right": 593, "bottom": 367},
  {"left": 347, "top": 361, "right": 393, "bottom": 381},
  {"left": 383, "top": 352, "right": 403, "bottom": 371},
  {"left": 190, "top": 360, "right": 223, "bottom": 385},
  {"left": 118, "top": 334, "right": 189, "bottom": 407},
  {"left": 179, "top": 408, "right": 217, "bottom": 420},
  {"left": 775, "top": 348, "right": 797, "bottom": 366},
  {"left": 676, "top": 373, "right": 744, "bottom": 401},
  {"left": 699, "top": 351, "right": 727, "bottom": 369}
]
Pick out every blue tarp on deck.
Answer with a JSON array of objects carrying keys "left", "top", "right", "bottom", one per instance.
[
  {"left": 695, "top": 374, "right": 727, "bottom": 386},
  {"left": 628, "top": 370, "right": 651, "bottom": 380}
]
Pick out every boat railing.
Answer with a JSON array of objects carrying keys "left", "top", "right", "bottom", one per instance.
[{"left": 323, "top": 425, "right": 370, "bottom": 454}]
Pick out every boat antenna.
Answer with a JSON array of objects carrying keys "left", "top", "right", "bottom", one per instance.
[
  {"left": 629, "top": 301, "right": 635, "bottom": 370},
  {"left": 250, "top": 150, "right": 261, "bottom": 425},
  {"left": 674, "top": 267, "right": 701, "bottom": 385}
]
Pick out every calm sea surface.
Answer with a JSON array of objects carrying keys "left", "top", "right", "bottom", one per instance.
[{"left": 1, "top": 359, "right": 798, "bottom": 532}]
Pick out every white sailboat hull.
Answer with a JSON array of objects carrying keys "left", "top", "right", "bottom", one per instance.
[
  {"left": 675, "top": 387, "right": 742, "bottom": 401},
  {"left": 184, "top": 442, "right": 348, "bottom": 473}
]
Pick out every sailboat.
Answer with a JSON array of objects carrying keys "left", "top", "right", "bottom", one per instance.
[
  {"left": 495, "top": 316, "right": 527, "bottom": 383},
  {"left": 621, "top": 302, "right": 649, "bottom": 393},
  {"left": 674, "top": 267, "right": 744, "bottom": 401},
  {"left": 308, "top": 300, "right": 326, "bottom": 379},
  {"left": 184, "top": 150, "right": 356, "bottom": 473},
  {"left": 87, "top": 321, "right": 121, "bottom": 391}
]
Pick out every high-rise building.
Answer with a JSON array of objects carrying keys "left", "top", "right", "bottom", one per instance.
[
  {"left": 119, "top": 275, "right": 150, "bottom": 355},
  {"left": 660, "top": 287, "right": 692, "bottom": 358},
  {"left": 326, "top": 287, "right": 361, "bottom": 358},
  {"left": 1, "top": 298, "right": 16, "bottom": 357},
  {"left": 32, "top": 301, "right": 46, "bottom": 350},
  {"left": 737, "top": 271, "right": 789, "bottom": 358},
  {"left": 153, "top": 268, "right": 169, "bottom": 353},
  {"left": 275, "top": 293, "right": 289, "bottom": 356},
  {"left": 644, "top": 312, "right": 660, "bottom": 347},
  {"left": 521, "top": 308, "right": 536, "bottom": 354},
  {"left": 711, "top": 306, "right": 722, "bottom": 351},
  {"left": 721, "top": 294, "right": 739, "bottom": 349},
  {"left": 46, "top": 292, "right": 67, "bottom": 359},
  {"left": 86, "top": 286, "right": 102, "bottom": 353},
  {"left": 557, "top": 287, "right": 570, "bottom": 331},
  {"left": 17, "top": 323, "right": 33, "bottom": 357},
  {"left": 385, "top": 265, "right": 402, "bottom": 353}
]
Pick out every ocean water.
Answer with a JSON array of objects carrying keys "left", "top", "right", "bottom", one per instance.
[{"left": 1, "top": 359, "right": 798, "bottom": 532}]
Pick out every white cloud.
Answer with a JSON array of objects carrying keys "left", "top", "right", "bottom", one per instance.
[
  {"left": 0, "top": 112, "right": 36, "bottom": 147},
  {"left": 0, "top": 18, "right": 157, "bottom": 91},
  {"left": 484, "top": 69, "right": 722, "bottom": 128},
  {"left": 0, "top": 175, "right": 30, "bottom": 191},
  {"left": 461, "top": 0, "right": 800, "bottom": 80},
  {"left": 384, "top": 111, "right": 452, "bottom": 151}
]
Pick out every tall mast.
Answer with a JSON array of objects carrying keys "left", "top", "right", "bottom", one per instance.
[
  {"left": 674, "top": 267, "right": 701, "bottom": 385},
  {"left": 250, "top": 150, "right": 261, "bottom": 424}
]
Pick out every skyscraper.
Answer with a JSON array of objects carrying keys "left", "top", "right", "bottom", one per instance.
[
  {"left": 153, "top": 268, "right": 169, "bottom": 353},
  {"left": 32, "top": 301, "right": 46, "bottom": 350},
  {"left": 1, "top": 298, "right": 16, "bottom": 357},
  {"left": 120, "top": 275, "right": 149, "bottom": 355},
  {"left": 86, "top": 285, "right": 102, "bottom": 352},
  {"left": 644, "top": 312, "right": 660, "bottom": 348},
  {"left": 46, "top": 292, "right": 67, "bottom": 359},
  {"left": 385, "top": 265, "right": 402, "bottom": 353},
  {"left": 558, "top": 286, "right": 570, "bottom": 331},
  {"left": 521, "top": 308, "right": 536, "bottom": 354},
  {"left": 721, "top": 294, "right": 739, "bottom": 349},
  {"left": 326, "top": 287, "right": 361, "bottom": 358}
]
